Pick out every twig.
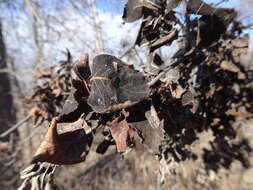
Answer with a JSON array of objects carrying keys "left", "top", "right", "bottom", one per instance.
[
  {"left": 0, "top": 115, "right": 32, "bottom": 138},
  {"left": 133, "top": 47, "right": 145, "bottom": 65},
  {"left": 214, "top": 0, "right": 229, "bottom": 7},
  {"left": 0, "top": 68, "right": 18, "bottom": 78},
  {"left": 118, "top": 44, "right": 135, "bottom": 59},
  {"left": 240, "top": 23, "right": 253, "bottom": 30},
  {"left": 238, "top": 12, "right": 253, "bottom": 21},
  {"left": 147, "top": 59, "right": 181, "bottom": 86},
  {"left": 84, "top": 122, "right": 100, "bottom": 135},
  {"left": 148, "top": 70, "right": 167, "bottom": 87},
  {"left": 196, "top": 2, "right": 205, "bottom": 15},
  {"left": 148, "top": 65, "right": 175, "bottom": 86},
  {"left": 24, "top": 0, "right": 45, "bottom": 26}
]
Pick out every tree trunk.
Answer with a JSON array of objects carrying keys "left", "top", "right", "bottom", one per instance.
[
  {"left": 88, "top": 0, "right": 104, "bottom": 53},
  {"left": 0, "top": 20, "right": 16, "bottom": 141}
]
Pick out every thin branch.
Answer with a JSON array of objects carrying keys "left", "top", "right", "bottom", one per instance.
[
  {"left": 214, "top": 0, "right": 229, "bottom": 7},
  {"left": 0, "top": 68, "right": 18, "bottom": 78},
  {"left": 133, "top": 47, "right": 145, "bottom": 65},
  {"left": 148, "top": 69, "right": 168, "bottom": 86},
  {"left": 238, "top": 12, "right": 253, "bottom": 21},
  {"left": 24, "top": 0, "right": 45, "bottom": 26},
  {"left": 240, "top": 22, "right": 253, "bottom": 30},
  {"left": 87, "top": 0, "right": 104, "bottom": 53},
  {"left": 0, "top": 115, "right": 32, "bottom": 138},
  {"left": 118, "top": 44, "right": 135, "bottom": 59},
  {"left": 148, "top": 60, "right": 181, "bottom": 86}
]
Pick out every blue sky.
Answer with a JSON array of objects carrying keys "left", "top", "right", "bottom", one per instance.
[{"left": 97, "top": 0, "right": 126, "bottom": 13}]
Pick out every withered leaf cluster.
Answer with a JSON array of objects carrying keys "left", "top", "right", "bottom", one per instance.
[
  {"left": 19, "top": 163, "right": 58, "bottom": 190},
  {"left": 27, "top": 50, "right": 73, "bottom": 124},
  {"left": 31, "top": 54, "right": 149, "bottom": 166},
  {"left": 121, "top": 0, "right": 253, "bottom": 172},
  {"left": 21, "top": 0, "right": 253, "bottom": 188}
]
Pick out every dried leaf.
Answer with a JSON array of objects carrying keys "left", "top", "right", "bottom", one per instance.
[
  {"left": 57, "top": 116, "right": 87, "bottom": 134},
  {"left": 58, "top": 87, "right": 91, "bottom": 123},
  {"left": 150, "top": 29, "right": 178, "bottom": 52},
  {"left": 87, "top": 54, "right": 150, "bottom": 113},
  {"left": 226, "top": 108, "right": 253, "bottom": 121},
  {"left": 0, "top": 142, "right": 9, "bottom": 151},
  {"left": 108, "top": 112, "right": 142, "bottom": 153},
  {"left": 135, "top": 12, "right": 178, "bottom": 48},
  {"left": 220, "top": 60, "right": 240, "bottom": 73},
  {"left": 96, "top": 139, "right": 114, "bottom": 154},
  {"left": 73, "top": 53, "right": 91, "bottom": 81},
  {"left": 187, "top": 0, "right": 237, "bottom": 26},
  {"left": 28, "top": 51, "right": 73, "bottom": 123},
  {"left": 145, "top": 104, "right": 161, "bottom": 128},
  {"left": 133, "top": 120, "right": 164, "bottom": 154},
  {"left": 32, "top": 118, "right": 92, "bottom": 165},
  {"left": 169, "top": 84, "right": 185, "bottom": 99},
  {"left": 122, "top": 0, "right": 143, "bottom": 23},
  {"left": 52, "top": 89, "right": 61, "bottom": 97},
  {"left": 37, "top": 67, "right": 53, "bottom": 79},
  {"left": 19, "top": 163, "right": 58, "bottom": 190},
  {"left": 30, "top": 107, "right": 50, "bottom": 121},
  {"left": 197, "top": 15, "right": 226, "bottom": 46},
  {"left": 166, "top": 0, "right": 182, "bottom": 12}
]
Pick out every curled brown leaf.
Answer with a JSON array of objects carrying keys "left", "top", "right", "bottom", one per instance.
[
  {"left": 109, "top": 112, "right": 142, "bottom": 153},
  {"left": 32, "top": 118, "right": 92, "bottom": 165}
]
